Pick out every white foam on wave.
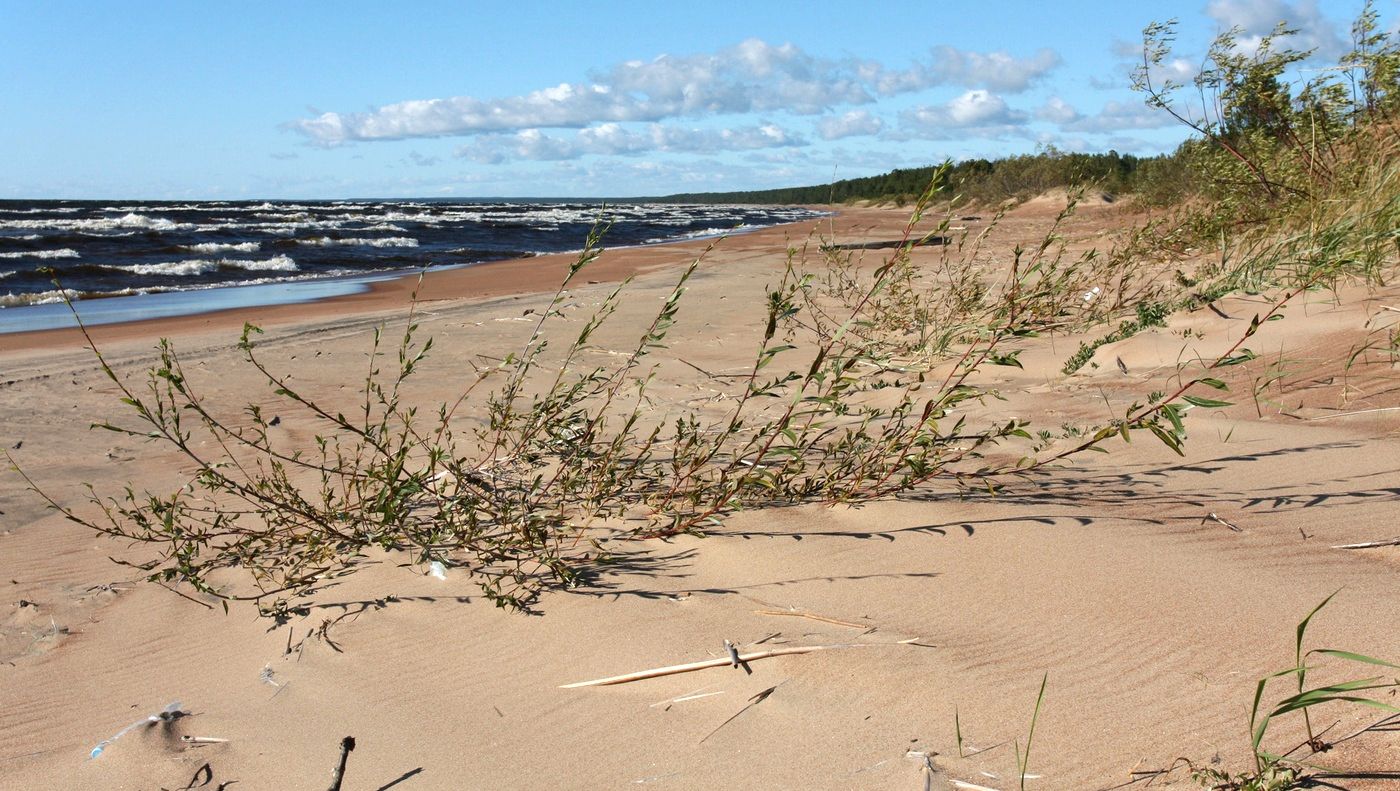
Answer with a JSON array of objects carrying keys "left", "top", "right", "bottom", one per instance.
[
  {"left": 0, "top": 287, "right": 81, "bottom": 308},
  {"left": 112, "top": 212, "right": 187, "bottom": 231},
  {"left": 0, "top": 248, "right": 81, "bottom": 259},
  {"left": 298, "top": 236, "right": 419, "bottom": 248},
  {"left": 0, "top": 207, "right": 81, "bottom": 215},
  {"left": 641, "top": 225, "right": 750, "bottom": 245},
  {"left": 183, "top": 241, "right": 261, "bottom": 254},
  {"left": 120, "top": 260, "right": 220, "bottom": 277},
  {"left": 0, "top": 212, "right": 194, "bottom": 233},
  {"left": 0, "top": 270, "right": 16, "bottom": 279},
  {"left": 209, "top": 219, "right": 345, "bottom": 235},
  {"left": 117, "top": 255, "right": 298, "bottom": 277}
]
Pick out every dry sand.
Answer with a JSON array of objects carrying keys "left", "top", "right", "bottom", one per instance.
[{"left": 1, "top": 203, "right": 1397, "bottom": 790}]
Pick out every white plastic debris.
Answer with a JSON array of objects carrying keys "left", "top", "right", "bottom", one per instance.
[
  {"left": 428, "top": 560, "right": 447, "bottom": 580},
  {"left": 89, "top": 701, "right": 183, "bottom": 759}
]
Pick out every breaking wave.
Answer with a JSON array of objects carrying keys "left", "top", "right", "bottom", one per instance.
[
  {"left": 116, "top": 255, "right": 298, "bottom": 277},
  {"left": 297, "top": 236, "right": 419, "bottom": 248},
  {"left": 183, "top": 241, "right": 261, "bottom": 254},
  {"left": 0, "top": 248, "right": 81, "bottom": 259}
]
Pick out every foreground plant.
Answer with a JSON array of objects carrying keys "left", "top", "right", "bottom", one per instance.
[
  {"left": 1193, "top": 593, "right": 1400, "bottom": 790},
  {"left": 14, "top": 140, "right": 1388, "bottom": 619},
  {"left": 2, "top": 171, "right": 1071, "bottom": 613}
]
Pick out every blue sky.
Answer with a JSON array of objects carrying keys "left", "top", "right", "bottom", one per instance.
[{"left": 1, "top": 1, "right": 1386, "bottom": 199}]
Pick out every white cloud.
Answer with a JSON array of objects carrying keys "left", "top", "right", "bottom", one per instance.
[
  {"left": 872, "top": 46, "right": 1061, "bottom": 94},
  {"left": 1060, "top": 100, "right": 1177, "bottom": 133},
  {"left": 1036, "top": 97, "right": 1081, "bottom": 124},
  {"left": 1205, "top": 0, "right": 1347, "bottom": 59},
  {"left": 456, "top": 122, "right": 807, "bottom": 163},
  {"left": 898, "top": 90, "right": 1030, "bottom": 139},
  {"left": 817, "top": 110, "right": 885, "bottom": 140},
  {"left": 289, "top": 39, "right": 1061, "bottom": 145}
]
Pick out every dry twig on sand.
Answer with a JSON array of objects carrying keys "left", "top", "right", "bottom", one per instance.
[
  {"left": 1202, "top": 512, "right": 1242, "bottom": 532},
  {"left": 1331, "top": 536, "right": 1400, "bottom": 549},
  {"left": 699, "top": 684, "right": 781, "bottom": 743},
  {"left": 561, "top": 639, "right": 922, "bottom": 688},
  {"left": 327, "top": 736, "right": 355, "bottom": 791},
  {"left": 560, "top": 645, "right": 837, "bottom": 688}
]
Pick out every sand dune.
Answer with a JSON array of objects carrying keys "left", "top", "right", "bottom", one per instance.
[{"left": 2, "top": 204, "right": 1397, "bottom": 790}]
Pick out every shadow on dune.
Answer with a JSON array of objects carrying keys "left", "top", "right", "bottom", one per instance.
[
  {"left": 929, "top": 439, "right": 1400, "bottom": 515},
  {"left": 570, "top": 543, "right": 941, "bottom": 602}
]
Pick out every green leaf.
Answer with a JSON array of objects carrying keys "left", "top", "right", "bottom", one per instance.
[
  {"left": 1218, "top": 349, "right": 1258, "bottom": 366},
  {"left": 1183, "top": 394, "right": 1234, "bottom": 408},
  {"left": 1149, "top": 424, "right": 1185, "bottom": 456},
  {"left": 1309, "top": 648, "right": 1400, "bottom": 670},
  {"left": 1296, "top": 589, "right": 1341, "bottom": 692}
]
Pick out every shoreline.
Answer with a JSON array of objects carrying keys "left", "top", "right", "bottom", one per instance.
[{"left": 0, "top": 208, "right": 841, "bottom": 355}]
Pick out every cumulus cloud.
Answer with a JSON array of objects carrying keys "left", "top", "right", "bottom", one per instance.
[
  {"left": 1205, "top": 0, "right": 1346, "bottom": 59},
  {"left": 456, "top": 122, "right": 807, "bottom": 163},
  {"left": 1060, "top": 100, "right": 1177, "bottom": 133},
  {"left": 870, "top": 46, "right": 1061, "bottom": 94},
  {"left": 1036, "top": 97, "right": 1081, "bottom": 124},
  {"left": 897, "top": 90, "right": 1030, "bottom": 139},
  {"left": 289, "top": 39, "right": 1061, "bottom": 145},
  {"left": 817, "top": 110, "right": 885, "bottom": 140}
]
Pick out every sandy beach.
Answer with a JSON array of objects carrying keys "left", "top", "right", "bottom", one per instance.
[{"left": 2, "top": 201, "right": 1398, "bottom": 790}]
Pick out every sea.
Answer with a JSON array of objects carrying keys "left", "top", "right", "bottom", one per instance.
[{"left": 0, "top": 200, "right": 824, "bottom": 333}]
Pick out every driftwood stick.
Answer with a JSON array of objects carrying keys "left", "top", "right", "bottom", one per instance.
[
  {"left": 327, "top": 736, "right": 355, "bottom": 791},
  {"left": 560, "top": 645, "right": 838, "bottom": 688},
  {"left": 1332, "top": 536, "right": 1400, "bottom": 549},
  {"left": 561, "top": 640, "right": 922, "bottom": 688}
]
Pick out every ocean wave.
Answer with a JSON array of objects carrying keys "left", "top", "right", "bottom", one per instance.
[
  {"left": 208, "top": 219, "right": 346, "bottom": 234},
  {"left": 183, "top": 241, "right": 261, "bottom": 254},
  {"left": 0, "top": 288, "right": 81, "bottom": 308},
  {"left": 117, "top": 255, "right": 298, "bottom": 277},
  {"left": 0, "top": 207, "right": 81, "bottom": 215},
  {"left": 298, "top": 236, "right": 419, "bottom": 248},
  {"left": 0, "top": 212, "right": 194, "bottom": 233},
  {"left": 110, "top": 212, "right": 189, "bottom": 231},
  {"left": 0, "top": 266, "right": 391, "bottom": 308},
  {"left": 0, "top": 270, "right": 16, "bottom": 280},
  {"left": 0, "top": 248, "right": 81, "bottom": 259},
  {"left": 640, "top": 225, "right": 750, "bottom": 245}
]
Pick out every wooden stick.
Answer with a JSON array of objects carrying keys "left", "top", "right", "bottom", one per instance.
[
  {"left": 327, "top": 736, "right": 355, "bottom": 791},
  {"left": 180, "top": 736, "right": 230, "bottom": 745},
  {"left": 699, "top": 684, "right": 780, "bottom": 743},
  {"left": 1202, "top": 512, "right": 1241, "bottom": 532},
  {"left": 753, "top": 609, "right": 868, "bottom": 629},
  {"left": 1332, "top": 536, "right": 1400, "bottom": 549},
  {"left": 561, "top": 645, "right": 838, "bottom": 688},
  {"left": 562, "top": 639, "right": 923, "bottom": 689}
]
